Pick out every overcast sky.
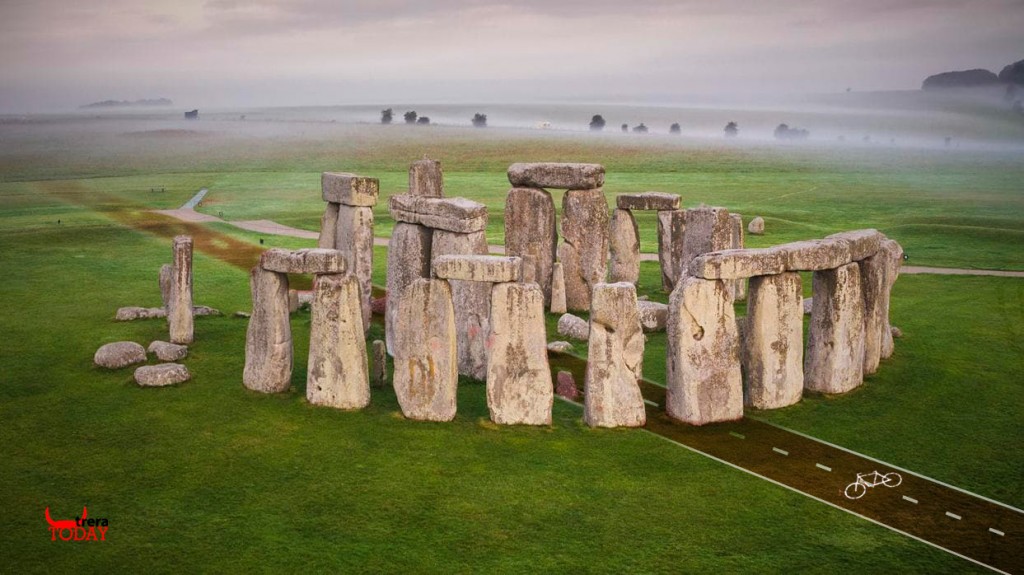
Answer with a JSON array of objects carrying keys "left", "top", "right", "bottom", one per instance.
[{"left": 1, "top": 0, "right": 1022, "bottom": 112}]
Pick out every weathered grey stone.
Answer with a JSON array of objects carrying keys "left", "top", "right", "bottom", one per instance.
[
  {"left": 433, "top": 255, "right": 521, "bottom": 283},
  {"left": 194, "top": 305, "right": 220, "bottom": 317},
  {"left": 748, "top": 216, "right": 765, "bottom": 235},
  {"left": 609, "top": 208, "right": 640, "bottom": 284},
  {"left": 385, "top": 223, "right": 433, "bottom": 356},
  {"left": 742, "top": 272, "right": 803, "bottom": 409},
  {"left": 371, "top": 340, "right": 387, "bottom": 388},
  {"left": 547, "top": 341, "right": 574, "bottom": 353},
  {"left": 505, "top": 187, "right": 557, "bottom": 304},
  {"left": 584, "top": 283, "right": 646, "bottom": 428},
  {"left": 776, "top": 239, "right": 851, "bottom": 271},
  {"left": 615, "top": 192, "right": 681, "bottom": 211},
  {"left": 409, "top": 157, "right": 444, "bottom": 197},
  {"left": 321, "top": 172, "right": 379, "bottom": 207},
  {"left": 556, "top": 371, "right": 580, "bottom": 401},
  {"left": 116, "top": 307, "right": 166, "bottom": 321},
  {"left": 826, "top": 229, "right": 884, "bottom": 262},
  {"left": 519, "top": 254, "right": 536, "bottom": 285},
  {"left": 432, "top": 230, "right": 491, "bottom": 380},
  {"left": 243, "top": 267, "right": 292, "bottom": 393},
  {"left": 235, "top": 311, "right": 251, "bottom": 318},
  {"left": 392, "top": 279, "right": 458, "bottom": 421},
  {"left": 805, "top": 263, "right": 865, "bottom": 394},
  {"left": 94, "top": 341, "right": 146, "bottom": 369},
  {"left": 168, "top": 235, "right": 194, "bottom": 345},
  {"left": 880, "top": 239, "right": 904, "bottom": 359},
  {"left": 389, "top": 195, "right": 487, "bottom": 233},
  {"left": 561, "top": 188, "right": 610, "bottom": 311},
  {"left": 891, "top": 326, "right": 903, "bottom": 339},
  {"left": 487, "top": 282, "right": 553, "bottom": 425},
  {"left": 637, "top": 300, "right": 669, "bottom": 333},
  {"left": 729, "top": 214, "right": 747, "bottom": 300},
  {"left": 335, "top": 204, "right": 374, "bottom": 331},
  {"left": 666, "top": 276, "right": 743, "bottom": 425},
  {"left": 557, "top": 313, "right": 590, "bottom": 340},
  {"left": 288, "top": 289, "right": 299, "bottom": 313},
  {"left": 680, "top": 207, "right": 733, "bottom": 279},
  {"left": 148, "top": 340, "right": 188, "bottom": 362},
  {"left": 134, "top": 363, "right": 190, "bottom": 387},
  {"left": 858, "top": 251, "right": 887, "bottom": 375},
  {"left": 260, "top": 248, "right": 346, "bottom": 275},
  {"left": 159, "top": 264, "right": 172, "bottom": 308},
  {"left": 318, "top": 202, "right": 339, "bottom": 249},
  {"left": 657, "top": 209, "right": 686, "bottom": 291},
  {"left": 689, "top": 248, "right": 787, "bottom": 280},
  {"left": 307, "top": 274, "right": 370, "bottom": 410},
  {"left": 803, "top": 297, "right": 813, "bottom": 315},
  {"left": 507, "top": 162, "right": 604, "bottom": 190},
  {"left": 550, "top": 262, "right": 567, "bottom": 314}
]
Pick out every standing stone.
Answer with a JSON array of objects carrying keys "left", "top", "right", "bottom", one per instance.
[
  {"left": 681, "top": 207, "right": 733, "bottom": 279},
  {"left": 556, "top": 371, "right": 580, "bottom": 401},
  {"left": 409, "top": 157, "right": 444, "bottom": 197},
  {"left": 392, "top": 279, "right": 458, "bottom": 421},
  {"left": 385, "top": 223, "right": 432, "bottom": 356},
  {"left": 561, "top": 189, "right": 610, "bottom": 311},
  {"left": 519, "top": 254, "right": 537, "bottom": 284},
  {"left": 169, "top": 235, "right": 194, "bottom": 345},
  {"left": 729, "top": 214, "right": 747, "bottom": 301},
  {"left": 657, "top": 210, "right": 686, "bottom": 291},
  {"left": 159, "top": 264, "right": 172, "bottom": 308},
  {"left": 432, "top": 230, "right": 491, "bottom": 380},
  {"left": 666, "top": 276, "right": 743, "bottom": 425},
  {"left": 335, "top": 205, "right": 374, "bottom": 331},
  {"left": 584, "top": 283, "right": 646, "bottom": 428},
  {"left": 505, "top": 187, "right": 557, "bottom": 304},
  {"left": 243, "top": 267, "right": 292, "bottom": 393},
  {"left": 288, "top": 289, "right": 300, "bottom": 313},
  {"left": 371, "top": 340, "right": 387, "bottom": 388},
  {"left": 742, "top": 273, "right": 803, "bottom": 409},
  {"left": 805, "top": 263, "right": 865, "bottom": 394},
  {"left": 879, "top": 239, "right": 903, "bottom": 359},
  {"left": 858, "top": 252, "right": 887, "bottom": 375},
  {"left": 318, "top": 202, "right": 339, "bottom": 249},
  {"left": 748, "top": 216, "right": 765, "bottom": 235},
  {"left": 306, "top": 274, "right": 370, "bottom": 410},
  {"left": 609, "top": 208, "right": 640, "bottom": 284},
  {"left": 486, "top": 282, "right": 553, "bottom": 425},
  {"left": 550, "top": 262, "right": 567, "bottom": 314}
]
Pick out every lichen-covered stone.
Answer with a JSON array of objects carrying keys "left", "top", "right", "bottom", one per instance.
[
  {"left": 486, "top": 283, "right": 553, "bottom": 425},
  {"left": 321, "top": 172, "right": 379, "bottom": 207},
  {"left": 549, "top": 262, "right": 567, "bottom": 315},
  {"left": 409, "top": 157, "right": 444, "bottom": 197},
  {"left": 307, "top": 274, "right": 370, "bottom": 410},
  {"left": 689, "top": 248, "right": 788, "bottom": 280},
  {"left": 637, "top": 300, "right": 669, "bottom": 333},
  {"left": 148, "top": 340, "right": 188, "bottom": 362},
  {"left": 561, "top": 188, "right": 609, "bottom": 311},
  {"left": 168, "top": 235, "right": 194, "bottom": 345},
  {"left": 547, "top": 341, "right": 574, "bottom": 353},
  {"left": 260, "top": 248, "right": 346, "bottom": 275},
  {"left": 504, "top": 187, "right": 557, "bottom": 304},
  {"left": 432, "top": 230, "right": 491, "bottom": 380},
  {"left": 858, "top": 251, "right": 887, "bottom": 375},
  {"left": 748, "top": 216, "right": 765, "bottom": 235},
  {"left": 657, "top": 209, "right": 686, "bottom": 291},
  {"left": 335, "top": 205, "right": 374, "bottom": 331},
  {"left": 742, "top": 272, "right": 803, "bottom": 409},
  {"left": 826, "top": 229, "right": 884, "bottom": 262},
  {"left": 557, "top": 313, "right": 590, "bottom": 340},
  {"left": 432, "top": 255, "right": 521, "bottom": 283},
  {"left": 389, "top": 195, "right": 487, "bottom": 233},
  {"left": 94, "top": 341, "right": 146, "bottom": 369},
  {"left": 318, "top": 202, "right": 339, "bottom": 249},
  {"left": 776, "top": 239, "right": 851, "bottom": 271},
  {"left": 680, "top": 207, "right": 733, "bottom": 279},
  {"left": 615, "top": 192, "right": 680, "bottom": 211},
  {"left": 385, "top": 223, "right": 432, "bottom": 356},
  {"left": 609, "top": 208, "right": 640, "bottom": 284},
  {"left": 584, "top": 283, "right": 645, "bottom": 428},
  {"left": 880, "top": 239, "right": 904, "bottom": 359},
  {"left": 243, "top": 267, "right": 292, "bottom": 393},
  {"left": 507, "top": 162, "right": 604, "bottom": 190},
  {"left": 134, "top": 363, "right": 190, "bottom": 387},
  {"left": 392, "top": 279, "right": 458, "bottom": 421},
  {"left": 804, "top": 263, "right": 865, "bottom": 394}
]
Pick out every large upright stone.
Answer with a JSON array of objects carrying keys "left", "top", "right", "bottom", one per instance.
[
  {"left": 321, "top": 172, "right": 379, "bottom": 206},
  {"left": 858, "top": 251, "right": 887, "bottom": 375},
  {"left": 584, "top": 283, "right": 646, "bottom": 428},
  {"left": 385, "top": 223, "right": 433, "bottom": 356},
  {"left": 729, "top": 214, "right": 747, "bottom": 300},
  {"left": 507, "top": 162, "right": 605, "bottom": 190},
  {"left": 389, "top": 195, "right": 487, "bottom": 233},
  {"left": 335, "top": 205, "right": 374, "bottom": 331},
  {"left": 307, "top": 274, "right": 370, "bottom": 410},
  {"left": 409, "top": 157, "right": 444, "bottom": 197},
  {"left": 657, "top": 209, "right": 685, "bottom": 291},
  {"left": 392, "top": 279, "right": 458, "bottom": 421},
  {"left": 487, "top": 283, "right": 553, "bottom": 425},
  {"left": 615, "top": 192, "right": 681, "bottom": 211},
  {"left": 879, "top": 239, "right": 904, "bottom": 359},
  {"left": 680, "top": 207, "right": 733, "bottom": 279},
  {"left": 504, "top": 187, "right": 557, "bottom": 305},
  {"left": 561, "top": 188, "right": 610, "bottom": 311},
  {"left": 609, "top": 208, "right": 640, "bottom": 284},
  {"left": 318, "top": 202, "right": 339, "bottom": 249},
  {"left": 243, "top": 267, "right": 292, "bottom": 393},
  {"left": 432, "top": 230, "right": 491, "bottom": 380},
  {"left": 742, "top": 273, "right": 803, "bottom": 409},
  {"left": 169, "top": 235, "right": 194, "bottom": 345},
  {"left": 159, "top": 264, "right": 172, "bottom": 308},
  {"left": 666, "top": 276, "right": 743, "bottom": 425},
  {"left": 805, "top": 262, "right": 865, "bottom": 394},
  {"left": 550, "top": 262, "right": 567, "bottom": 314}
]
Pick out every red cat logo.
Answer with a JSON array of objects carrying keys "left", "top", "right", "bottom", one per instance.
[{"left": 46, "top": 506, "right": 108, "bottom": 541}]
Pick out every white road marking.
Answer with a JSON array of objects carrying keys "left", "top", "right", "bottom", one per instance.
[
  {"left": 816, "top": 463, "right": 832, "bottom": 472},
  {"left": 729, "top": 432, "right": 746, "bottom": 439},
  {"left": 773, "top": 447, "right": 789, "bottom": 456},
  {"left": 946, "top": 512, "right": 962, "bottom": 521},
  {"left": 903, "top": 496, "right": 918, "bottom": 504},
  {"left": 989, "top": 528, "right": 1005, "bottom": 537}
]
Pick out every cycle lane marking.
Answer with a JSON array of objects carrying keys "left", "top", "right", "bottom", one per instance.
[
  {"left": 903, "top": 496, "right": 919, "bottom": 504},
  {"left": 989, "top": 528, "right": 1005, "bottom": 536},
  {"left": 772, "top": 447, "right": 789, "bottom": 456},
  {"left": 816, "top": 463, "right": 832, "bottom": 472},
  {"left": 946, "top": 512, "right": 963, "bottom": 520}
]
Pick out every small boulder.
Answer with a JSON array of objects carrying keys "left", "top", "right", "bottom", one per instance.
[
  {"left": 748, "top": 216, "right": 765, "bottom": 235},
  {"left": 148, "top": 340, "right": 188, "bottom": 362},
  {"left": 370, "top": 296, "right": 387, "bottom": 315},
  {"left": 557, "top": 313, "right": 590, "bottom": 340},
  {"left": 555, "top": 371, "right": 580, "bottom": 401},
  {"left": 547, "top": 341, "right": 574, "bottom": 353},
  {"left": 234, "top": 311, "right": 251, "bottom": 318},
  {"left": 134, "top": 363, "right": 191, "bottom": 387},
  {"left": 891, "top": 326, "right": 903, "bottom": 338},
  {"left": 115, "top": 307, "right": 166, "bottom": 321},
  {"left": 94, "top": 342, "right": 147, "bottom": 369},
  {"left": 803, "top": 297, "right": 813, "bottom": 315}
]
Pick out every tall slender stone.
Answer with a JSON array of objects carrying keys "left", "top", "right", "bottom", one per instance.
[
  {"left": 504, "top": 187, "right": 557, "bottom": 305},
  {"left": 432, "top": 230, "right": 491, "bottom": 380},
  {"left": 243, "top": 267, "right": 292, "bottom": 393},
  {"left": 561, "top": 188, "right": 609, "bottom": 311},
  {"left": 318, "top": 202, "right": 339, "bottom": 249},
  {"left": 680, "top": 207, "right": 732, "bottom": 279},
  {"left": 392, "top": 279, "right": 458, "bottom": 421},
  {"left": 409, "top": 157, "right": 444, "bottom": 197},
  {"left": 742, "top": 273, "right": 803, "bottom": 409},
  {"left": 307, "top": 274, "right": 370, "bottom": 410},
  {"left": 657, "top": 210, "right": 685, "bottom": 291},
  {"left": 371, "top": 340, "right": 387, "bottom": 388},
  {"left": 859, "top": 252, "right": 887, "bottom": 375},
  {"left": 584, "top": 283, "right": 645, "bottom": 428},
  {"left": 729, "top": 213, "right": 747, "bottom": 301},
  {"left": 487, "top": 282, "right": 553, "bottom": 425},
  {"left": 880, "top": 239, "right": 904, "bottom": 359},
  {"left": 609, "top": 208, "right": 640, "bottom": 284},
  {"left": 805, "top": 263, "right": 865, "bottom": 394},
  {"left": 666, "top": 276, "right": 743, "bottom": 425},
  {"left": 550, "top": 262, "right": 567, "bottom": 314},
  {"left": 169, "top": 235, "right": 194, "bottom": 345},
  {"left": 335, "top": 205, "right": 374, "bottom": 331},
  {"left": 385, "top": 223, "right": 432, "bottom": 356},
  {"left": 159, "top": 263, "right": 172, "bottom": 309}
]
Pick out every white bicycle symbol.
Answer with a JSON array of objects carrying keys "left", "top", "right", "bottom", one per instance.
[{"left": 844, "top": 470, "right": 902, "bottom": 499}]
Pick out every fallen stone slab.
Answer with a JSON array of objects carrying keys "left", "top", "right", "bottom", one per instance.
[
  {"left": 584, "top": 282, "right": 646, "bottom": 428},
  {"left": 504, "top": 187, "right": 557, "bottom": 304},
  {"left": 615, "top": 192, "right": 681, "bottom": 211},
  {"left": 148, "top": 340, "right": 188, "bottom": 362},
  {"left": 688, "top": 248, "right": 787, "bottom": 280},
  {"left": 94, "top": 341, "right": 147, "bottom": 369},
  {"left": 487, "top": 282, "right": 553, "bottom": 425},
  {"left": 547, "top": 341, "right": 574, "bottom": 353},
  {"left": 260, "top": 248, "right": 346, "bottom": 275},
  {"left": 409, "top": 157, "right": 444, "bottom": 197},
  {"left": 134, "top": 363, "right": 190, "bottom": 387},
  {"left": 116, "top": 305, "right": 222, "bottom": 321},
  {"left": 637, "top": 300, "right": 669, "bottom": 332},
  {"left": 557, "top": 313, "right": 590, "bottom": 340},
  {"left": 392, "top": 278, "right": 458, "bottom": 421},
  {"left": 389, "top": 195, "right": 488, "bottom": 234},
  {"left": 775, "top": 239, "right": 851, "bottom": 272},
  {"left": 507, "top": 162, "right": 604, "bottom": 190},
  {"left": 321, "top": 172, "right": 379, "bottom": 207},
  {"left": 433, "top": 255, "right": 522, "bottom": 283},
  {"left": 826, "top": 229, "right": 884, "bottom": 262}
]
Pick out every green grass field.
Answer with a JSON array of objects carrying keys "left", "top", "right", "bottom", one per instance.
[{"left": 1, "top": 116, "right": 1020, "bottom": 572}]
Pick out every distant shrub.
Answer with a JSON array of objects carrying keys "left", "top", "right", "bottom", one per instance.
[
  {"left": 621, "top": 123, "right": 628, "bottom": 133},
  {"left": 381, "top": 108, "right": 393, "bottom": 124},
  {"left": 404, "top": 111, "right": 418, "bottom": 124},
  {"left": 669, "top": 123, "right": 681, "bottom": 134},
  {"left": 590, "top": 115, "right": 606, "bottom": 131},
  {"left": 472, "top": 113, "right": 487, "bottom": 128},
  {"left": 632, "top": 123, "right": 648, "bottom": 133},
  {"left": 724, "top": 121, "right": 738, "bottom": 137},
  {"left": 774, "top": 123, "right": 809, "bottom": 140},
  {"left": 417, "top": 116, "right": 430, "bottom": 125}
]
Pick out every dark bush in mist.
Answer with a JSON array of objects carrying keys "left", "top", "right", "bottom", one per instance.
[
  {"left": 472, "top": 113, "right": 487, "bottom": 128},
  {"left": 621, "top": 123, "right": 628, "bottom": 133},
  {"left": 404, "top": 111, "right": 418, "bottom": 124},
  {"left": 417, "top": 116, "right": 430, "bottom": 125},
  {"left": 381, "top": 108, "right": 393, "bottom": 124},
  {"left": 922, "top": 69, "right": 999, "bottom": 90},
  {"left": 669, "top": 123, "right": 681, "bottom": 134},
  {"left": 774, "top": 123, "right": 809, "bottom": 140},
  {"left": 724, "top": 121, "right": 738, "bottom": 137},
  {"left": 590, "top": 115, "right": 606, "bottom": 131},
  {"left": 998, "top": 59, "right": 1024, "bottom": 84}
]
